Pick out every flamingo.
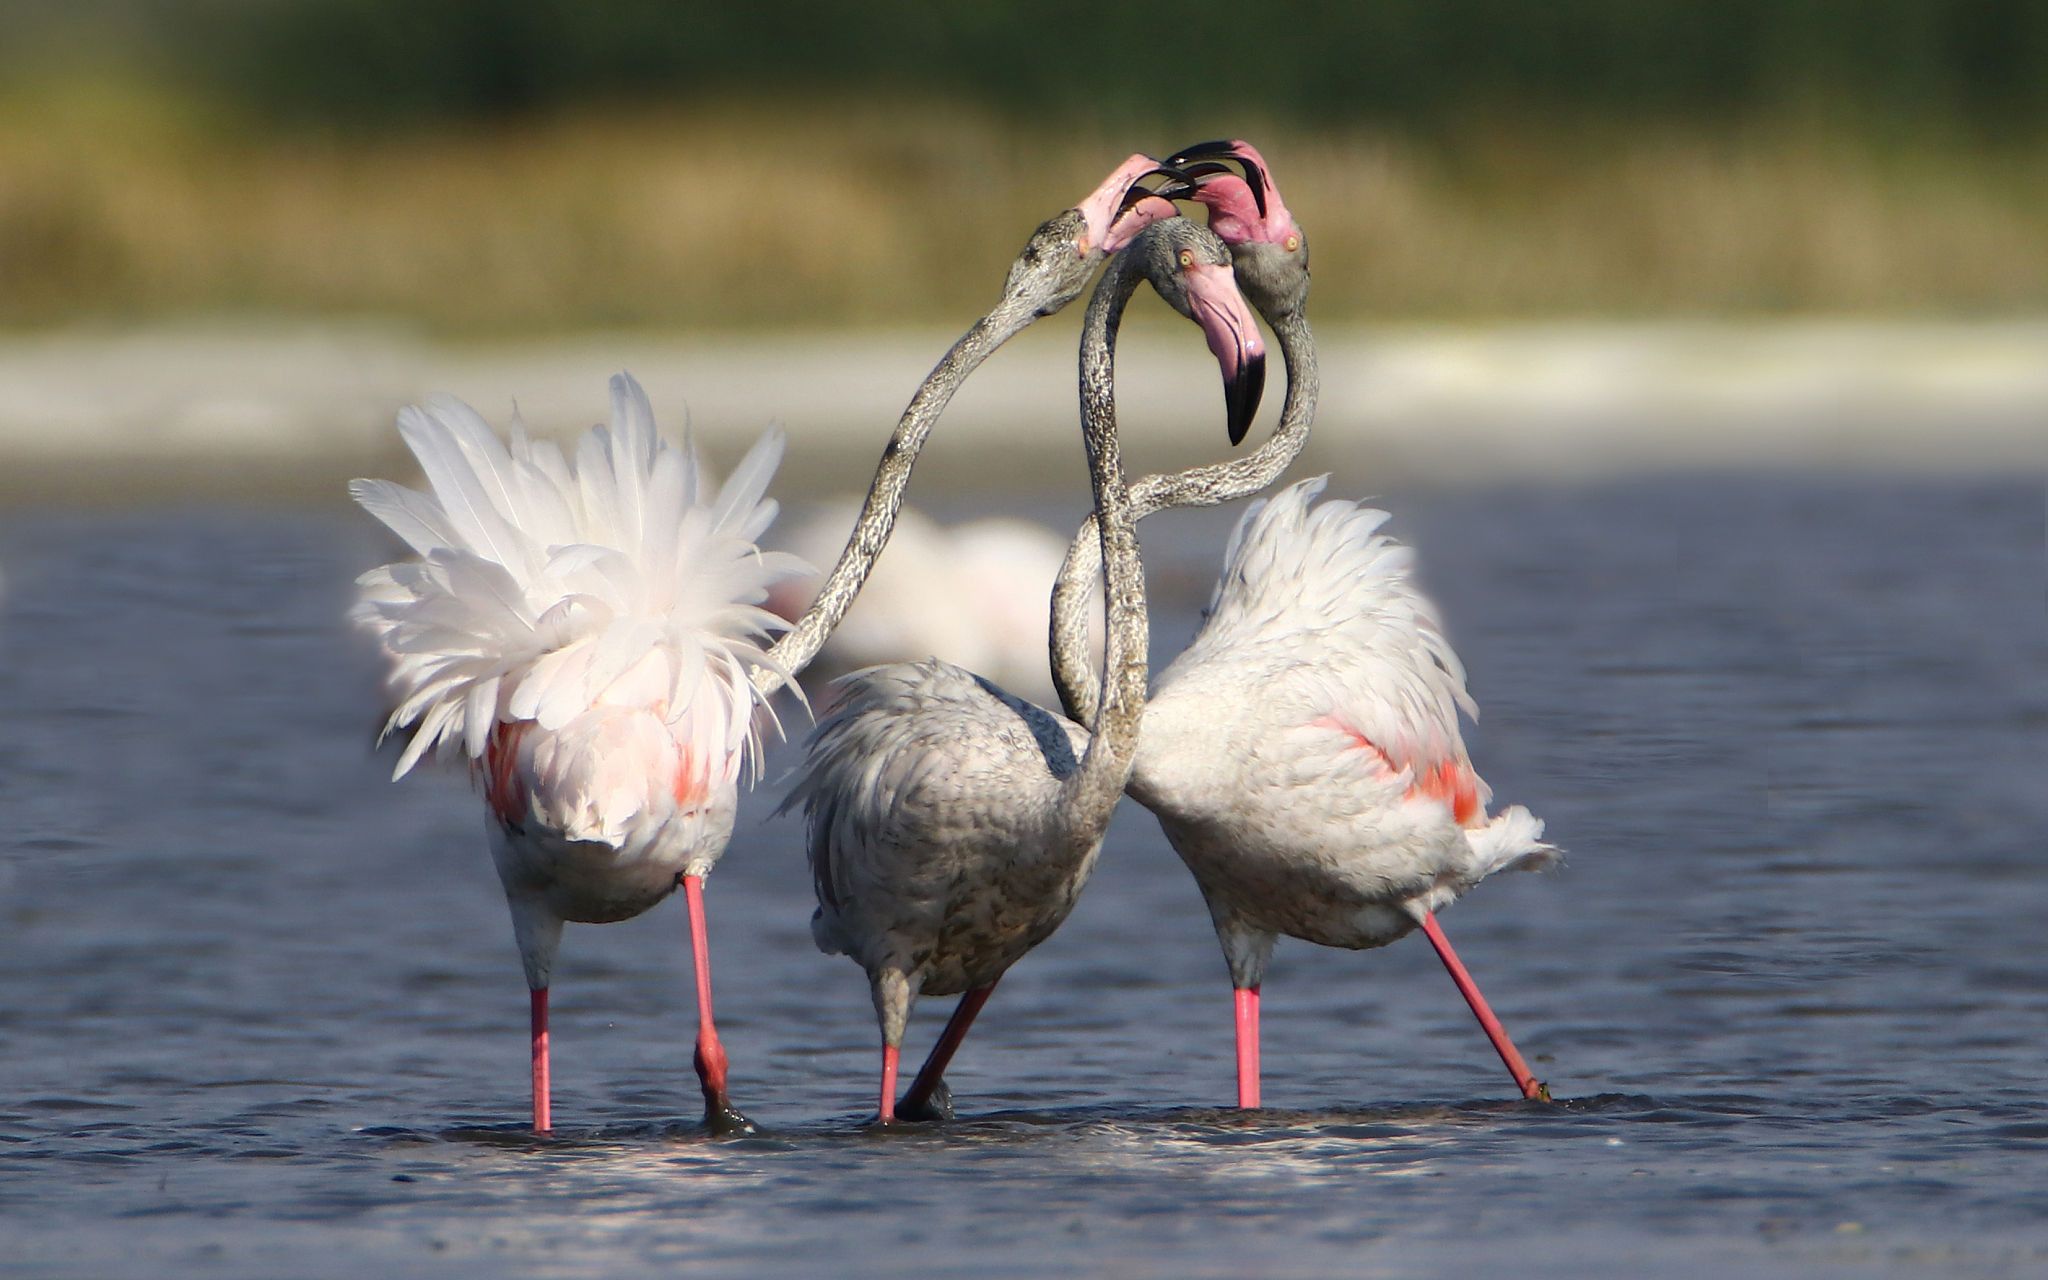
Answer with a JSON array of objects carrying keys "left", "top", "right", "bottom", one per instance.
[
  {"left": 351, "top": 373, "right": 803, "bottom": 1133},
  {"left": 1112, "top": 477, "right": 1558, "bottom": 1107},
  {"left": 348, "top": 156, "right": 1182, "bottom": 1134},
  {"left": 785, "top": 216, "right": 1266, "bottom": 1124},
  {"left": 1050, "top": 141, "right": 1559, "bottom": 1110}
]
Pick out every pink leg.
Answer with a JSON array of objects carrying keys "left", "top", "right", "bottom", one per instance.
[
  {"left": 899, "top": 982, "right": 998, "bottom": 1120},
  {"left": 1234, "top": 985, "right": 1262, "bottom": 1109},
  {"left": 682, "top": 875, "right": 750, "bottom": 1131},
  {"left": 878, "top": 1044, "right": 900, "bottom": 1124},
  {"left": 1418, "top": 911, "right": 1550, "bottom": 1101},
  {"left": 530, "top": 987, "right": 551, "bottom": 1133}
]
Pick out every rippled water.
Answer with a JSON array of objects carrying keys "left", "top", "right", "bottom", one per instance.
[{"left": 3, "top": 476, "right": 2045, "bottom": 1278}]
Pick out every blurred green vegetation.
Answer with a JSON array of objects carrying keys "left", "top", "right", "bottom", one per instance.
[
  {"left": 109, "top": 0, "right": 2048, "bottom": 132},
  {"left": 3, "top": 1, "right": 2048, "bottom": 331}
]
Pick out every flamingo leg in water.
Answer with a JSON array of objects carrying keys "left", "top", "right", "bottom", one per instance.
[
  {"left": 1417, "top": 911, "right": 1550, "bottom": 1102},
  {"left": 682, "top": 875, "right": 754, "bottom": 1133},
  {"left": 898, "top": 982, "right": 998, "bottom": 1121},
  {"left": 878, "top": 1044, "right": 900, "bottom": 1123},
  {"left": 1234, "top": 985, "right": 1261, "bottom": 1109},
  {"left": 530, "top": 987, "right": 551, "bottom": 1133}
]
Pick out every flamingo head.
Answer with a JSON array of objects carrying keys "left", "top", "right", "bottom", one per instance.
[
  {"left": 1131, "top": 218, "right": 1268, "bottom": 445},
  {"left": 1165, "top": 139, "right": 1309, "bottom": 320},
  {"left": 997, "top": 154, "right": 1188, "bottom": 320},
  {"left": 1078, "top": 152, "right": 1190, "bottom": 256}
]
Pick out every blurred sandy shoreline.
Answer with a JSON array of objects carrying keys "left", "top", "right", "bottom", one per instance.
[{"left": 3, "top": 318, "right": 2045, "bottom": 503}]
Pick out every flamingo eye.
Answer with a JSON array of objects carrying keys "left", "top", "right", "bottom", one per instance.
[
  {"left": 1178, "top": 249, "right": 1195, "bottom": 269},
  {"left": 1285, "top": 234, "right": 1301, "bottom": 252}
]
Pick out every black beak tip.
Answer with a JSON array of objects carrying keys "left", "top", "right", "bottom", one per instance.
[
  {"left": 1166, "top": 139, "right": 1236, "bottom": 168},
  {"left": 1119, "top": 165, "right": 1194, "bottom": 214},
  {"left": 1225, "top": 351, "right": 1267, "bottom": 446},
  {"left": 1166, "top": 143, "right": 1267, "bottom": 218},
  {"left": 1238, "top": 157, "right": 1269, "bottom": 218}
]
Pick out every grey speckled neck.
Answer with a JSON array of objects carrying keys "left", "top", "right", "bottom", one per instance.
[
  {"left": 752, "top": 207, "right": 1104, "bottom": 700},
  {"left": 1053, "top": 241, "right": 1149, "bottom": 845}
]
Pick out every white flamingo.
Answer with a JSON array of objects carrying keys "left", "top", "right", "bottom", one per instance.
[
  {"left": 785, "top": 217, "right": 1267, "bottom": 1123},
  {"left": 1052, "top": 141, "right": 1559, "bottom": 1110},
  {"left": 350, "top": 157, "right": 1184, "bottom": 1133},
  {"left": 1122, "top": 477, "right": 1556, "bottom": 1107},
  {"left": 351, "top": 374, "right": 804, "bottom": 1134}
]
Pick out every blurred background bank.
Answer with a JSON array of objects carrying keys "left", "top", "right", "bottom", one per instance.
[{"left": 2, "top": 0, "right": 2047, "bottom": 494}]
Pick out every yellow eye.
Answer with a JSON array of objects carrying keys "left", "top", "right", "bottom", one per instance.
[
  {"left": 1179, "top": 249, "right": 1195, "bottom": 268},
  {"left": 1285, "top": 234, "right": 1301, "bottom": 252}
]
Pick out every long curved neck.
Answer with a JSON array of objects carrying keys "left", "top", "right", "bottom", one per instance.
[
  {"left": 1055, "top": 253, "right": 1148, "bottom": 836},
  {"left": 752, "top": 295, "right": 1038, "bottom": 696},
  {"left": 1051, "top": 305, "right": 1318, "bottom": 726}
]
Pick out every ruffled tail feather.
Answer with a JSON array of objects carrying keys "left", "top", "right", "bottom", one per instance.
[
  {"left": 351, "top": 371, "right": 809, "bottom": 785},
  {"left": 1463, "top": 804, "right": 1562, "bottom": 879}
]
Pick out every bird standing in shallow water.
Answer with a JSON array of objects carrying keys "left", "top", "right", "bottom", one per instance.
[
  {"left": 1046, "top": 141, "right": 1556, "bottom": 1111},
  {"left": 1119, "top": 476, "right": 1558, "bottom": 1108},
  {"left": 352, "top": 372, "right": 804, "bottom": 1133},
  {"left": 787, "top": 216, "right": 1267, "bottom": 1123}
]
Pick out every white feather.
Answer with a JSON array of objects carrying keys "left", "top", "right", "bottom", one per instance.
[
  {"left": 351, "top": 372, "right": 810, "bottom": 794},
  {"left": 1168, "top": 476, "right": 1477, "bottom": 770},
  {"left": 1134, "top": 476, "right": 1558, "bottom": 965}
]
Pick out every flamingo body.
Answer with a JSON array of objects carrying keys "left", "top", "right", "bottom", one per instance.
[
  {"left": 796, "top": 660, "right": 1092, "bottom": 1043},
  {"left": 351, "top": 372, "right": 804, "bottom": 1125},
  {"left": 1135, "top": 479, "right": 1555, "bottom": 972}
]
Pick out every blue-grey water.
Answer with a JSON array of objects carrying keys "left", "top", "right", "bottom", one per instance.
[{"left": 3, "top": 476, "right": 2045, "bottom": 1278}]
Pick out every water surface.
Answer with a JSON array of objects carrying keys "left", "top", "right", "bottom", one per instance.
[{"left": 3, "top": 477, "right": 2045, "bottom": 1277}]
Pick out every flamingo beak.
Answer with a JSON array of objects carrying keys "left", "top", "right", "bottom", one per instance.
[
  {"left": 1102, "top": 194, "right": 1180, "bottom": 255},
  {"left": 1181, "top": 259, "right": 1267, "bottom": 445},
  {"left": 1165, "top": 141, "right": 1268, "bottom": 218},
  {"left": 1077, "top": 155, "right": 1187, "bottom": 256},
  {"left": 1117, "top": 168, "right": 1192, "bottom": 214}
]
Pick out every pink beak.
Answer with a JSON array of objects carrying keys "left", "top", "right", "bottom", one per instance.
[
  {"left": 1170, "top": 139, "right": 1300, "bottom": 247},
  {"left": 1075, "top": 153, "right": 1175, "bottom": 256},
  {"left": 1187, "top": 174, "right": 1267, "bottom": 247},
  {"left": 1182, "top": 259, "right": 1267, "bottom": 444},
  {"left": 1102, "top": 193, "right": 1180, "bottom": 256}
]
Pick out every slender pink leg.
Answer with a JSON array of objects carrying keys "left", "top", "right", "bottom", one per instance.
[
  {"left": 1234, "top": 985, "right": 1262, "bottom": 1109},
  {"left": 899, "top": 982, "right": 998, "bottom": 1119},
  {"left": 879, "top": 1044, "right": 900, "bottom": 1123},
  {"left": 681, "top": 875, "right": 749, "bottom": 1129},
  {"left": 1418, "top": 911, "right": 1550, "bottom": 1101},
  {"left": 530, "top": 987, "right": 551, "bottom": 1133}
]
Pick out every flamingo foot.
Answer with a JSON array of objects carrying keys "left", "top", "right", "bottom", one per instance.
[
  {"left": 895, "top": 1077, "right": 954, "bottom": 1123},
  {"left": 694, "top": 1038, "right": 755, "bottom": 1135},
  {"left": 897, "top": 983, "right": 996, "bottom": 1123},
  {"left": 701, "top": 1101, "right": 756, "bottom": 1136},
  {"left": 1417, "top": 910, "right": 1550, "bottom": 1102}
]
